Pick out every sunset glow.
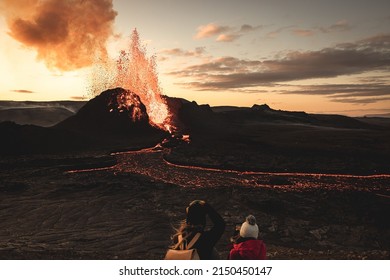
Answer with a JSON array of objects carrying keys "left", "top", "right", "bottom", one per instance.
[{"left": 1, "top": 0, "right": 389, "bottom": 116}]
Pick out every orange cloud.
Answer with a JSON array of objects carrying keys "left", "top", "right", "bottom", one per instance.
[
  {"left": 216, "top": 33, "right": 241, "bottom": 42},
  {"left": 292, "top": 29, "right": 315, "bottom": 37},
  {"left": 12, "top": 89, "right": 34, "bottom": 93},
  {"left": 1, "top": 0, "right": 117, "bottom": 71},
  {"left": 194, "top": 23, "right": 261, "bottom": 42},
  {"left": 194, "top": 23, "right": 230, "bottom": 39},
  {"left": 70, "top": 96, "right": 87, "bottom": 100}
]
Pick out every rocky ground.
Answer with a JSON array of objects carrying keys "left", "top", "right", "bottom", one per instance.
[
  {"left": 0, "top": 149, "right": 389, "bottom": 260},
  {"left": 1, "top": 90, "right": 389, "bottom": 260}
]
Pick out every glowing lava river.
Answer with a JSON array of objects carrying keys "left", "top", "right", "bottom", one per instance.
[{"left": 68, "top": 145, "right": 390, "bottom": 194}]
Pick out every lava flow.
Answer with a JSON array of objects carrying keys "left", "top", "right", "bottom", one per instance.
[{"left": 68, "top": 146, "right": 390, "bottom": 194}]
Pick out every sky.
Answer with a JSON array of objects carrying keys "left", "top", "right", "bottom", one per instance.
[{"left": 0, "top": 0, "right": 390, "bottom": 116}]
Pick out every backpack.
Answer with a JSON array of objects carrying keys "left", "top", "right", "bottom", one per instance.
[{"left": 164, "top": 233, "right": 201, "bottom": 260}]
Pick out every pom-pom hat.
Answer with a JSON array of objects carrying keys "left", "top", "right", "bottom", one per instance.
[{"left": 240, "top": 215, "right": 259, "bottom": 239}]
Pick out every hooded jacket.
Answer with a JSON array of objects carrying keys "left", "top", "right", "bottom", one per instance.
[{"left": 228, "top": 239, "right": 266, "bottom": 260}]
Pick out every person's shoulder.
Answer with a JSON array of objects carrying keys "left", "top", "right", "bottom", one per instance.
[{"left": 238, "top": 238, "right": 265, "bottom": 247}]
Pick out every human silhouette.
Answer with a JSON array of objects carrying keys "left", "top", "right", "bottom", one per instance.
[{"left": 169, "top": 200, "right": 225, "bottom": 260}]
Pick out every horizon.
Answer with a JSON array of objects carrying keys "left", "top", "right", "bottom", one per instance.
[
  {"left": 1, "top": 97, "right": 389, "bottom": 118},
  {"left": 1, "top": 0, "right": 390, "bottom": 117}
]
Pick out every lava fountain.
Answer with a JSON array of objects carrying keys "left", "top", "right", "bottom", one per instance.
[{"left": 90, "top": 29, "right": 174, "bottom": 132}]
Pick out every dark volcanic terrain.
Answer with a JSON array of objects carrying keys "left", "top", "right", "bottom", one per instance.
[{"left": 0, "top": 89, "right": 389, "bottom": 259}]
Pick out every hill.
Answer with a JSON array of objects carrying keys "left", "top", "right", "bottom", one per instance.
[
  {"left": 0, "top": 101, "right": 85, "bottom": 127},
  {"left": 0, "top": 88, "right": 166, "bottom": 155}
]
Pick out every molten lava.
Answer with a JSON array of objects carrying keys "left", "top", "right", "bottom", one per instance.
[
  {"left": 113, "top": 89, "right": 144, "bottom": 122},
  {"left": 90, "top": 29, "right": 174, "bottom": 132}
]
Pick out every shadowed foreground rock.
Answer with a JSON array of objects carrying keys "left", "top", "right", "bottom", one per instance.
[{"left": 0, "top": 151, "right": 389, "bottom": 260}]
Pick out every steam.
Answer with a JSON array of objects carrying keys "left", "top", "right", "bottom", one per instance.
[{"left": 0, "top": 0, "right": 117, "bottom": 71}]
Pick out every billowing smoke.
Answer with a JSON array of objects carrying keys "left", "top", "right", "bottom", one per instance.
[{"left": 0, "top": 0, "right": 117, "bottom": 71}]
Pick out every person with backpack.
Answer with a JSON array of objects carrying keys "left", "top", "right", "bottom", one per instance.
[
  {"left": 165, "top": 200, "right": 225, "bottom": 260},
  {"left": 228, "top": 215, "right": 266, "bottom": 260}
]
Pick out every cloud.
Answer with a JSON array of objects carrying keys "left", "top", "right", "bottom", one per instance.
[
  {"left": 12, "top": 89, "right": 34, "bottom": 93},
  {"left": 240, "top": 24, "right": 261, "bottom": 33},
  {"left": 70, "top": 96, "right": 87, "bottom": 100},
  {"left": 319, "top": 20, "right": 351, "bottom": 33},
  {"left": 266, "top": 25, "right": 295, "bottom": 38},
  {"left": 158, "top": 47, "right": 207, "bottom": 62},
  {"left": 169, "top": 56, "right": 262, "bottom": 79},
  {"left": 194, "top": 23, "right": 231, "bottom": 39},
  {"left": 292, "top": 29, "right": 316, "bottom": 37},
  {"left": 194, "top": 23, "right": 261, "bottom": 42},
  {"left": 170, "top": 34, "right": 390, "bottom": 91},
  {"left": 170, "top": 34, "right": 390, "bottom": 104},
  {"left": 1, "top": 0, "right": 117, "bottom": 71},
  {"left": 216, "top": 33, "right": 241, "bottom": 42},
  {"left": 269, "top": 20, "right": 351, "bottom": 38},
  {"left": 276, "top": 83, "right": 390, "bottom": 97},
  {"left": 329, "top": 96, "right": 390, "bottom": 104},
  {"left": 159, "top": 47, "right": 206, "bottom": 57}
]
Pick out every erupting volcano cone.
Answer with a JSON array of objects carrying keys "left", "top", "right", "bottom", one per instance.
[{"left": 56, "top": 88, "right": 166, "bottom": 139}]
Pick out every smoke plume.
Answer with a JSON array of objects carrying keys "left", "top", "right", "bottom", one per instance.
[{"left": 0, "top": 0, "right": 117, "bottom": 71}]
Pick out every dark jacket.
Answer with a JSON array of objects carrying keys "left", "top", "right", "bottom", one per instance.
[
  {"left": 175, "top": 203, "right": 225, "bottom": 260},
  {"left": 228, "top": 238, "right": 266, "bottom": 260}
]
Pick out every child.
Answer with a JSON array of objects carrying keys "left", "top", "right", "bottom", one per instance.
[{"left": 228, "top": 215, "right": 266, "bottom": 260}]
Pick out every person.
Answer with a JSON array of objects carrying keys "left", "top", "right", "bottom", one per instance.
[
  {"left": 228, "top": 215, "right": 266, "bottom": 260},
  {"left": 170, "top": 200, "right": 225, "bottom": 260}
]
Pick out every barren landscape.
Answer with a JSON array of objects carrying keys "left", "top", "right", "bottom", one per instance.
[{"left": 1, "top": 90, "right": 389, "bottom": 260}]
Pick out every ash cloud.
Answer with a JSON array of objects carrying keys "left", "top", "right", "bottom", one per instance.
[{"left": 1, "top": 0, "right": 117, "bottom": 71}]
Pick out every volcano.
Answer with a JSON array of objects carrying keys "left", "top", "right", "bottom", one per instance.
[
  {"left": 0, "top": 88, "right": 167, "bottom": 155},
  {"left": 56, "top": 88, "right": 162, "bottom": 135}
]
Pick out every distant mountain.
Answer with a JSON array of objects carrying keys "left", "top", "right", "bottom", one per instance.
[
  {"left": 1, "top": 93, "right": 388, "bottom": 155},
  {"left": 211, "top": 103, "right": 376, "bottom": 130},
  {"left": 364, "top": 113, "right": 390, "bottom": 118},
  {"left": 0, "top": 100, "right": 86, "bottom": 127},
  {"left": 164, "top": 97, "right": 227, "bottom": 134},
  {"left": 0, "top": 98, "right": 384, "bottom": 131},
  {"left": 0, "top": 107, "right": 74, "bottom": 127},
  {"left": 0, "top": 100, "right": 86, "bottom": 113}
]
